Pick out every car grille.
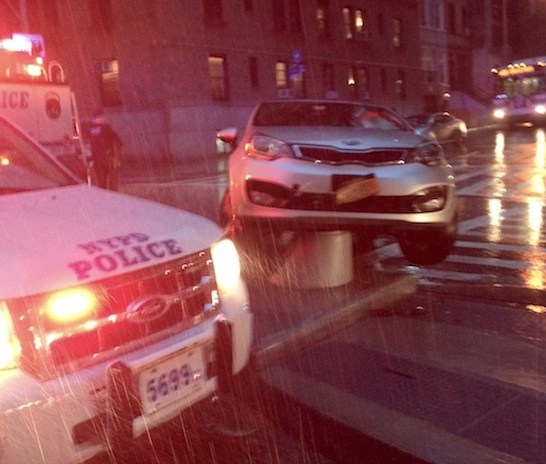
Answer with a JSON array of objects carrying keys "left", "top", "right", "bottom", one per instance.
[
  {"left": 298, "top": 146, "right": 407, "bottom": 165},
  {"left": 11, "top": 250, "right": 218, "bottom": 379}
]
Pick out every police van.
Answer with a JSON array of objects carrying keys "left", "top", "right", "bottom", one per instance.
[
  {"left": 0, "top": 33, "right": 88, "bottom": 179},
  {"left": 0, "top": 111, "right": 253, "bottom": 462}
]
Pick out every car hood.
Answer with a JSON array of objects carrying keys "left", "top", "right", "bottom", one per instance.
[
  {"left": 254, "top": 126, "right": 430, "bottom": 149},
  {"left": 0, "top": 185, "right": 223, "bottom": 298}
]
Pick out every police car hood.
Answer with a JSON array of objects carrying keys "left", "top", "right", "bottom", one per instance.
[{"left": 0, "top": 185, "right": 223, "bottom": 298}]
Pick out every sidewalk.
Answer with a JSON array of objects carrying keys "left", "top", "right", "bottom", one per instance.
[{"left": 120, "top": 153, "right": 228, "bottom": 184}]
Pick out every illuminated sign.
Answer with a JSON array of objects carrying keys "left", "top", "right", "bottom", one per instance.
[{"left": 498, "top": 64, "right": 537, "bottom": 77}]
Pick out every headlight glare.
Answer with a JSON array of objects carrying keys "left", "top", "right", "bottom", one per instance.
[
  {"left": 535, "top": 104, "right": 546, "bottom": 115},
  {"left": 0, "top": 302, "right": 21, "bottom": 369},
  {"left": 211, "top": 239, "right": 241, "bottom": 290},
  {"left": 44, "top": 287, "right": 98, "bottom": 325},
  {"left": 493, "top": 108, "right": 506, "bottom": 120}
]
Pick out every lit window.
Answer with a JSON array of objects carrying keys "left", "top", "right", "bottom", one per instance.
[
  {"left": 393, "top": 18, "right": 402, "bottom": 48},
  {"left": 355, "top": 9, "right": 364, "bottom": 33},
  {"left": 316, "top": 1, "right": 329, "bottom": 36},
  {"left": 396, "top": 69, "right": 407, "bottom": 100},
  {"left": 276, "top": 61, "right": 288, "bottom": 89},
  {"left": 98, "top": 59, "right": 121, "bottom": 107},
  {"left": 342, "top": 8, "right": 353, "bottom": 39},
  {"left": 209, "top": 55, "right": 228, "bottom": 100}
]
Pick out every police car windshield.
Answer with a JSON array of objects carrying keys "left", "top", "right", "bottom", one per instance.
[{"left": 0, "top": 116, "right": 79, "bottom": 192}]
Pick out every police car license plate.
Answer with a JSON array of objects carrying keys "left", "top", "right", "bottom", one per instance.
[
  {"left": 333, "top": 174, "right": 379, "bottom": 205},
  {"left": 138, "top": 346, "right": 205, "bottom": 415}
]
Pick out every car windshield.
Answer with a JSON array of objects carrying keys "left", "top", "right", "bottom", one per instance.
[
  {"left": 0, "top": 117, "right": 79, "bottom": 194},
  {"left": 253, "top": 101, "right": 411, "bottom": 131}
]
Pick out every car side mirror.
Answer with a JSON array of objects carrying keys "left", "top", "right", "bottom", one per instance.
[{"left": 216, "top": 127, "right": 238, "bottom": 153}]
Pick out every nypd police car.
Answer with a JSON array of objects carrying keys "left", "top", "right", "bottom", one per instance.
[{"left": 0, "top": 116, "right": 252, "bottom": 462}]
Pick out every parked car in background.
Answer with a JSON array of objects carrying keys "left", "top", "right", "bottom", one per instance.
[
  {"left": 0, "top": 115, "right": 252, "bottom": 463},
  {"left": 218, "top": 100, "right": 458, "bottom": 266},
  {"left": 406, "top": 112, "right": 468, "bottom": 144}
]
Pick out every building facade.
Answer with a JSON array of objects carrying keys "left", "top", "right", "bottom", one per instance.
[
  {"left": 8, "top": 0, "right": 539, "bottom": 160},
  {"left": 25, "top": 0, "right": 424, "bottom": 160}
]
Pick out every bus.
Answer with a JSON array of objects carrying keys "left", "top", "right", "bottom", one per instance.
[{"left": 491, "top": 57, "right": 546, "bottom": 127}]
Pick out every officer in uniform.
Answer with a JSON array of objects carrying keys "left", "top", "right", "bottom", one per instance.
[{"left": 89, "top": 112, "right": 123, "bottom": 190}]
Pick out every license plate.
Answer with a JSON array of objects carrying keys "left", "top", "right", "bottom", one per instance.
[
  {"left": 138, "top": 346, "right": 205, "bottom": 415},
  {"left": 334, "top": 175, "right": 379, "bottom": 205}
]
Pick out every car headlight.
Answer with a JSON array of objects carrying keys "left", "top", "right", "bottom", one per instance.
[
  {"left": 405, "top": 143, "right": 443, "bottom": 167},
  {"left": 44, "top": 287, "right": 99, "bottom": 325},
  {"left": 245, "top": 134, "right": 295, "bottom": 160},
  {"left": 493, "top": 108, "right": 506, "bottom": 120},
  {"left": 0, "top": 302, "right": 21, "bottom": 370},
  {"left": 211, "top": 239, "right": 241, "bottom": 291},
  {"left": 535, "top": 104, "right": 546, "bottom": 115}
]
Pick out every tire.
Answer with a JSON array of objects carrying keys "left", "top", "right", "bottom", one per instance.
[{"left": 398, "top": 229, "right": 455, "bottom": 266}]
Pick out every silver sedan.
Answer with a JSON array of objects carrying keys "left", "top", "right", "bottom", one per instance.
[{"left": 218, "top": 100, "right": 458, "bottom": 265}]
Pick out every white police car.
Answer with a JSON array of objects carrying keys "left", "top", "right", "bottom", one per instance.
[{"left": 0, "top": 116, "right": 252, "bottom": 462}]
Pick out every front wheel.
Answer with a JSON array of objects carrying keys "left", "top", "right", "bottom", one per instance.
[{"left": 398, "top": 230, "right": 455, "bottom": 266}]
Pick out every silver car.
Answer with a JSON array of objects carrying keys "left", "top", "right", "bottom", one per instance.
[
  {"left": 407, "top": 112, "right": 468, "bottom": 144},
  {"left": 218, "top": 100, "right": 458, "bottom": 265}
]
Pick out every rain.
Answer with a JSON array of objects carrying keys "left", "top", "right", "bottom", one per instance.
[{"left": 2, "top": 1, "right": 546, "bottom": 463}]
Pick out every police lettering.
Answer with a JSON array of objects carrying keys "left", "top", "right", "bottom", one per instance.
[
  {"left": 0, "top": 90, "right": 29, "bottom": 109},
  {"left": 68, "top": 233, "right": 183, "bottom": 280}
]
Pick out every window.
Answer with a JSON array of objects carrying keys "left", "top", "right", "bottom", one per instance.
[
  {"left": 249, "top": 57, "right": 259, "bottom": 88},
  {"left": 356, "top": 67, "right": 369, "bottom": 100},
  {"left": 276, "top": 61, "right": 288, "bottom": 89},
  {"left": 448, "top": 3, "right": 456, "bottom": 34},
  {"left": 355, "top": 9, "right": 364, "bottom": 33},
  {"left": 273, "top": 0, "right": 287, "bottom": 31},
  {"left": 348, "top": 66, "right": 369, "bottom": 100},
  {"left": 289, "top": 1, "right": 303, "bottom": 32},
  {"left": 316, "top": 0, "right": 330, "bottom": 37},
  {"left": 90, "top": 0, "right": 114, "bottom": 32},
  {"left": 342, "top": 7, "right": 368, "bottom": 40},
  {"left": 203, "top": 0, "right": 224, "bottom": 24},
  {"left": 342, "top": 7, "right": 353, "bottom": 39},
  {"left": 392, "top": 17, "right": 402, "bottom": 48},
  {"left": 97, "top": 59, "right": 121, "bottom": 107},
  {"left": 396, "top": 69, "right": 406, "bottom": 100},
  {"left": 378, "top": 13, "right": 384, "bottom": 35},
  {"left": 208, "top": 55, "right": 228, "bottom": 100},
  {"left": 322, "top": 63, "right": 335, "bottom": 96},
  {"left": 380, "top": 68, "right": 388, "bottom": 95}
]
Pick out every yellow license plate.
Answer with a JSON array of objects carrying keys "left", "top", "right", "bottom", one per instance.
[{"left": 335, "top": 176, "right": 380, "bottom": 205}]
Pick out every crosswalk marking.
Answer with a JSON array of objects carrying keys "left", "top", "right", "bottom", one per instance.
[
  {"left": 370, "top": 203, "right": 546, "bottom": 289},
  {"left": 261, "top": 341, "right": 528, "bottom": 464}
]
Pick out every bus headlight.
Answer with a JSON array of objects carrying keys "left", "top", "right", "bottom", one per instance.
[
  {"left": 535, "top": 104, "right": 546, "bottom": 115},
  {"left": 493, "top": 108, "right": 506, "bottom": 120}
]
